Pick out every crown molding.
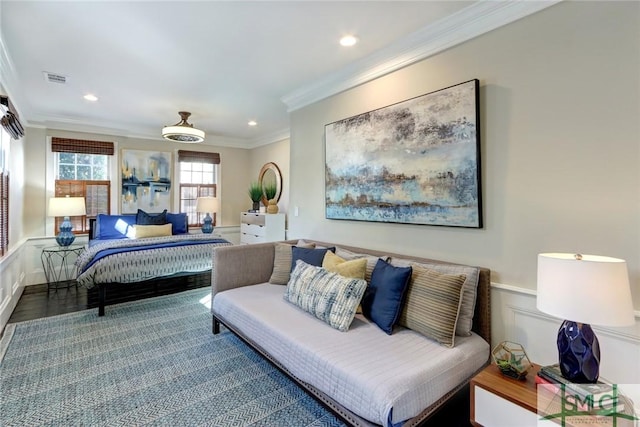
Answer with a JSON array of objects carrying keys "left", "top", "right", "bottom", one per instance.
[
  {"left": 281, "top": 0, "right": 562, "bottom": 112},
  {"left": 246, "top": 128, "right": 290, "bottom": 149}
]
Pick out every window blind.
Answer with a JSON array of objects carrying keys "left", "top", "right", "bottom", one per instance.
[
  {"left": 177, "top": 150, "right": 220, "bottom": 164},
  {"left": 52, "top": 138, "right": 114, "bottom": 155}
]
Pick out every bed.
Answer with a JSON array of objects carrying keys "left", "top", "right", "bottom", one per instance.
[{"left": 76, "top": 211, "right": 232, "bottom": 315}]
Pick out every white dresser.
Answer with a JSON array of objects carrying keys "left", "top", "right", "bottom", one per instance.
[{"left": 240, "top": 212, "right": 285, "bottom": 244}]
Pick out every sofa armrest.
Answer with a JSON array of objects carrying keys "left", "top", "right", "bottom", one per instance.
[{"left": 212, "top": 243, "right": 276, "bottom": 296}]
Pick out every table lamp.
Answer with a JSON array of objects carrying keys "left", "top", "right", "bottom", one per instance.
[
  {"left": 48, "top": 196, "right": 86, "bottom": 246},
  {"left": 196, "top": 196, "right": 218, "bottom": 234},
  {"left": 536, "top": 253, "right": 635, "bottom": 383}
]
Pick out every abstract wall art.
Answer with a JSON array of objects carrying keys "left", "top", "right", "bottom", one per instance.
[
  {"left": 325, "top": 79, "right": 482, "bottom": 228},
  {"left": 121, "top": 149, "right": 172, "bottom": 214}
]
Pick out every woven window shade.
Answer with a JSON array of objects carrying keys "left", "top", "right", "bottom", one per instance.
[
  {"left": 178, "top": 150, "right": 220, "bottom": 164},
  {"left": 52, "top": 137, "right": 114, "bottom": 155},
  {"left": 54, "top": 180, "right": 110, "bottom": 235}
]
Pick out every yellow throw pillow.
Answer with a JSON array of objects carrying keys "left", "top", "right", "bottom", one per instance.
[
  {"left": 132, "top": 223, "right": 172, "bottom": 238},
  {"left": 322, "top": 251, "right": 367, "bottom": 280}
]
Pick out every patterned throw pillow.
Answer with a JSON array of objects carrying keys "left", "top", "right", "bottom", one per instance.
[
  {"left": 136, "top": 209, "right": 168, "bottom": 225},
  {"left": 335, "top": 247, "right": 389, "bottom": 284},
  {"left": 269, "top": 241, "right": 316, "bottom": 285},
  {"left": 361, "top": 259, "right": 412, "bottom": 335},
  {"left": 391, "top": 257, "right": 480, "bottom": 337},
  {"left": 322, "top": 251, "right": 367, "bottom": 280},
  {"left": 284, "top": 260, "right": 367, "bottom": 332},
  {"left": 398, "top": 265, "right": 466, "bottom": 348}
]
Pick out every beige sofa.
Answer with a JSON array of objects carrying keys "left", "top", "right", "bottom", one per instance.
[{"left": 211, "top": 240, "right": 491, "bottom": 426}]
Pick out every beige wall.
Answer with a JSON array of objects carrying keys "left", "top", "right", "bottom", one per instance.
[
  {"left": 289, "top": 1, "right": 640, "bottom": 308},
  {"left": 21, "top": 128, "right": 251, "bottom": 237},
  {"left": 249, "top": 138, "right": 290, "bottom": 218}
]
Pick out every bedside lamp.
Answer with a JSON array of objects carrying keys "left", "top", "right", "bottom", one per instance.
[
  {"left": 196, "top": 196, "right": 218, "bottom": 234},
  {"left": 48, "top": 196, "right": 86, "bottom": 246},
  {"left": 536, "top": 253, "right": 634, "bottom": 383}
]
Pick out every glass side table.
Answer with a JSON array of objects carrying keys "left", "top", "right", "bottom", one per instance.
[{"left": 41, "top": 245, "right": 84, "bottom": 290}]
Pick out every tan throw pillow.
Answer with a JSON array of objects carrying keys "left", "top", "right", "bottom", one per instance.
[
  {"left": 131, "top": 223, "right": 172, "bottom": 238},
  {"left": 322, "top": 251, "right": 367, "bottom": 280},
  {"left": 398, "top": 265, "right": 466, "bottom": 348},
  {"left": 334, "top": 247, "right": 388, "bottom": 284},
  {"left": 269, "top": 241, "right": 316, "bottom": 285}
]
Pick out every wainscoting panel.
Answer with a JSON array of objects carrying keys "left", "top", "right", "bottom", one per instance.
[{"left": 491, "top": 283, "right": 640, "bottom": 384}]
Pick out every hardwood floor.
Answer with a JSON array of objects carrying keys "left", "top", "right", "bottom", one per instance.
[{"left": 6, "top": 282, "right": 473, "bottom": 427}]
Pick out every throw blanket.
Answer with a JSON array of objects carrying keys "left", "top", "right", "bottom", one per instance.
[{"left": 76, "top": 235, "right": 232, "bottom": 288}]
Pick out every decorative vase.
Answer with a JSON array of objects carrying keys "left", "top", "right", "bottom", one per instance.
[
  {"left": 252, "top": 201, "right": 260, "bottom": 211},
  {"left": 266, "top": 199, "right": 279, "bottom": 214}
]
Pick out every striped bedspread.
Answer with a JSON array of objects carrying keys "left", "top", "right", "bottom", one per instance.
[{"left": 76, "top": 235, "right": 232, "bottom": 288}]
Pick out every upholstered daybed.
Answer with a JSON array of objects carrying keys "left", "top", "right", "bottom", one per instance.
[{"left": 211, "top": 240, "right": 491, "bottom": 427}]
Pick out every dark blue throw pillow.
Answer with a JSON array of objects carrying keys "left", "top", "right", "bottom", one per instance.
[
  {"left": 166, "top": 212, "right": 188, "bottom": 235},
  {"left": 361, "top": 258, "right": 413, "bottom": 335},
  {"left": 136, "top": 209, "right": 168, "bottom": 225},
  {"left": 291, "top": 246, "right": 336, "bottom": 271}
]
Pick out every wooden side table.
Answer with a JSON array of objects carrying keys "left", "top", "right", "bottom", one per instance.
[{"left": 470, "top": 363, "right": 541, "bottom": 427}]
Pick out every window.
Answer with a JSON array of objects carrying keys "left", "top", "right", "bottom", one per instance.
[
  {"left": 178, "top": 150, "right": 220, "bottom": 227},
  {"left": 52, "top": 138, "right": 114, "bottom": 235},
  {"left": 0, "top": 128, "right": 9, "bottom": 256}
]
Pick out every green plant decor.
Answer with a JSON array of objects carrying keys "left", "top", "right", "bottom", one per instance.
[
  {"left": 264, "top": 183, "right": 277, "bottom": 201},
  {"left": 248, "top": 182, "right": 263, "bottom": 203}
]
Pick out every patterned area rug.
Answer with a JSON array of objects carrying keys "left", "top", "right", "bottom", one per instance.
[{"left": 0, "top": 288, "right": 346, "bottom": 427}]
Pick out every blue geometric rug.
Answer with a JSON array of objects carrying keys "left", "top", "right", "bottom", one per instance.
[{"left": 0, "top": 288, "right": 346, "bottom": 427}]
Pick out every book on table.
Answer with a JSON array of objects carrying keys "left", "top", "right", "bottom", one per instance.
[{"left": 537, "top": 364, "right": 614, "bottom": 401}]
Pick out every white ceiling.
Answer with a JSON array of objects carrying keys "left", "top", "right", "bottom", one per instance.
[{"left": 0, "top": 1, "right": 558, "bottom": 148}]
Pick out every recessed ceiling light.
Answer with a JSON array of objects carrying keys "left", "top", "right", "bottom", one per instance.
[
  {"left": 83, "top": 94, "right": 98, "bottom": 102},
  {"left": 248, "top": 120, "right": 257, "bottom": 127},
  {"left": 339, "top": 35, "right": 358, "bottom": 47}
]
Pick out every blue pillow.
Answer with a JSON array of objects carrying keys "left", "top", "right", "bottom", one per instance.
[
  {"left": 95, "top": 214, "right": 136, "bottom": 240},
  {"left": 361, "top": 259, "right": 413, "bottom": 335},
  {"left": 291, "top": 246, "right": 336, "bottom": 271},
  {"left": 136, "top": 209, "right": 167, "bottom": 225},
  {"left": 166, "top": 212, "right": 188, "bottom": 235}
]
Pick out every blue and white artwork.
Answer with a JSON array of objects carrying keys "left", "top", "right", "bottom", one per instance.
[{"left": 325, "top": 79, "right": 482, "bottom": 228}]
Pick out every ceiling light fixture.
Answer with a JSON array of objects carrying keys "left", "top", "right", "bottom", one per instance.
[
  {"left": 162, "top": 111, "right": 205, "bottom": 143},
  {"left": 248, "top": 120, "right": 257, "bottom": 127},
  {"left": 83, "top": 94, "right": 98, "bottom": 102},
  {"left": 339, "top": 35, "right": 358, "bottom": 47}
]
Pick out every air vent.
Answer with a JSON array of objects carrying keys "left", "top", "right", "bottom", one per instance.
[{"left": 43, "top": 71, "right": 67, "bottom": 84}]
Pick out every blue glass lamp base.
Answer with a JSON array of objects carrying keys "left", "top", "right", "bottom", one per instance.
[
  {"left": 56, "top": 217, "right": 76, "bottom": 246},
  {"left": 201, "top": 213, "right": 213, "bottom": 234},
  {"left": 557, "top": 320, "right": 600, "bottom": 383}
]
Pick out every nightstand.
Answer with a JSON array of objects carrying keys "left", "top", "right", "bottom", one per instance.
[
  {"left": 41, "top": 244, "right": 84, "bottom": 290},
  {"left": 470, "top": 363, "right": 541, "bottom": 427}
]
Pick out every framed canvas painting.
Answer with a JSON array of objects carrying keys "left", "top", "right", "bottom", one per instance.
[
  {"left": 121, "top": 149, "right": 172, "bottom": 214},
  {"left": 325, "top": 79, "right": 482, "bottom": 228}
]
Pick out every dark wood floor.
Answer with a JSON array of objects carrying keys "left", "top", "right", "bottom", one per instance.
[{"left": 6, "top": 282, "right": 473, "bottom": 427}]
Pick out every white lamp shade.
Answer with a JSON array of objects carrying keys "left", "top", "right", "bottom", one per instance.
[
  {"left": 536, "top": 253, "right": 635, "bottom": 327},
  {"left": 196, "top": 196, "right": 218, "bottom": 213},
  {"left": 48, "top": 197, "right": 86, "bottom": 217}
]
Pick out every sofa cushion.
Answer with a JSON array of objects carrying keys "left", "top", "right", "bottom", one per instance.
[
  {"left": 136, "top": 209, "right": 168, "bottom": 225},
  {"left": 322, "top": 251, "right": 367, "bottom": 280},
  {"left": 269, "top": 241, "right": 316, "bottom": 285},
  {"left": 290, "top": 246, "right": 336, "bottom": 271},
  {"left": 131, "top": 223, "right": 173, "bottom": 239},
  {"left": 284, "top": 260, "right": 367, "bottom": 332},
  {"left": 398, "top": 265, "right": 466, "bottom": 347},
  {"left": 391, "top": 257, "right": 479, "bottom": 337},
  {"left": 361, "top": 259, "right": 412, "bottom": 335}
]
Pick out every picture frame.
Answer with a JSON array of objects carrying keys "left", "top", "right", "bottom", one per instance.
[
  {"left": 121, "top": 149, "right": 172, "bottom": 214},
  {"left": 324, "top": 79, "right": 482, "bottom": 228}
]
